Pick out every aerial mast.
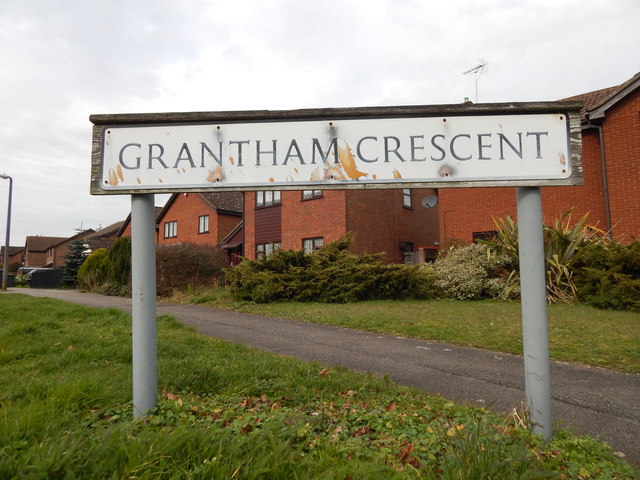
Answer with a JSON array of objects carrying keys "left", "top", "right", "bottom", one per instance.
[{"left": 463, "top": 59, "right": 488, "bottom": 102}]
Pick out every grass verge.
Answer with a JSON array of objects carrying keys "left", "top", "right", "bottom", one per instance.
[
  {"left": 1, "top": 294, "right": 636, "bottom": 479},
  {"left": 169, "top": 287, "right": 640, "bottom": 374}
]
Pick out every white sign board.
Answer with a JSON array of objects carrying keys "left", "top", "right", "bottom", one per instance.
[{"left": 96, "top": 111, "right": 575, "bottom": 193}]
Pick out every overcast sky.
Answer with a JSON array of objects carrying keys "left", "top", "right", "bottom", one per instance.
[{"left": 0, "top": 0, "right": 638, "bottom": 247}]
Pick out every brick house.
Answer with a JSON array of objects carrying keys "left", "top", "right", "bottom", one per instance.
[
  {"left": 44, "top": 230, "right": 95, "bottom": 268},
  {"left": 436, "top": 72, "right": 640, "bottom": 245},
  {"left": 243, "top": 188, "right": 440, "bottom": 263},
  {"left": 117, "top": 194, "right": 243, "bottom": 260},
  {"left": 1, "top": 246, "right": 24, "bottom": 268},
  {"left": 155, "top": 192, "right": 243, "bottom": 248},
  {"left": 23, "top": 230, "right": 95, "bottom": 268},
  {"left": 23, "top": 236, "right": 68, "bottom": 267},
  {"left": 115, "top": 193, "right": 244, "bottom": 265}
]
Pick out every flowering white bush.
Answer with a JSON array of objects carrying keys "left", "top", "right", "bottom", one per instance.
[{"left": 428, "top": 243, "right": 519, "bottom": 300}]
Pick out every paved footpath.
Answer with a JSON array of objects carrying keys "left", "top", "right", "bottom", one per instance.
[{"left": 7, "top": 288, "right": 640, "bottom": 468}]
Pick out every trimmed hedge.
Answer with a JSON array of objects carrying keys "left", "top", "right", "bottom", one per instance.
[
  {"left": 156, "top": 243, "right": 226, "bottom": 296},
  {"left": 225, "top": 235, "right": 437, "bottom": 303}
]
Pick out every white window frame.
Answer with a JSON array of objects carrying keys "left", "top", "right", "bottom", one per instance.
[
  {"left": 302, "top": 190, "right": 323, "bottom": 200},
  {"left": 198, "top": 215, "right": 209, "bottom": 234},
  {"left": 256, "top": 190, "right": 281, "bottom": 207},
  {"left": 164, "top": 220, "right": 177, "bottom": 238},
  {"left": 402, "top": 189, "right": 412, "bottom": 208},
  {"left": 256, "top": 242, "right": 281, "bottom": 259}
]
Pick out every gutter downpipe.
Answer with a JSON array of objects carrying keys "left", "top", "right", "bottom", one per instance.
[{"left": 586, "top": 119, "right": 612, "bottom": 236}]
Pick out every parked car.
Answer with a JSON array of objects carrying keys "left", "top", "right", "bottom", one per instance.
[
  {"left": 15, "top": 267, "right": 39, "bottom": 284},
  {"left": 15, "top": 267, "right": 57, "bottom": 286}
]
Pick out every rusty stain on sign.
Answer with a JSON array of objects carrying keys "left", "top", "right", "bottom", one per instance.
[
  {"left": 439, "top": 165, "right": 454, "bottom": 177},
  {"left": 207, "top": 166, "right": 223, "bottom": 182},
  {"left": 108, "top": 168, "right": 118, "bottom": 185},
  {"left": 337, "top": 141, "right": 367, "bottom": 180}
]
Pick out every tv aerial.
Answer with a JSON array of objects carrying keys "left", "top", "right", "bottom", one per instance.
[{"left": 463, "top": 59, "right": 488, "bottom": 103}]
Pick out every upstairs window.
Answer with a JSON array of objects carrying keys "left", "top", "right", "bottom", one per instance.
[
  {"left": 302, "top": 190, "right": 323, "bottom": 200},
  {"left": 198, "top": 215, "right": 209, "bottom": 234},
  {"left": 402, "top": 189, "right": 412, "bottom": 208},
  {"left": 256, "top": 190, "right": 281, "bottom": 207},
  {"left": 164, "top": 220, "right": 177, "bottom": 238}
]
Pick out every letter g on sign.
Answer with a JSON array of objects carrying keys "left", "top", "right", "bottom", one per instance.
[{"left": 119, "top": 143, "right": 142, "bottom": 169}]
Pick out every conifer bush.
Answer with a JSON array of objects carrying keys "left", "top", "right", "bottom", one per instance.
[
  {"left": 225, "top": 235, "right": 437, "bottom": 303},
  {"left": 575, "top": 240, "right": 640, "bottom": 311},
  {"left": 77, "top": 248, "right": 110, "bottom": 291},
  {"left": 62, "top": 237, "right": 90, "bottom": 287},
  {"left": 108, "top": 236, "right": 131, "bottom": 288}
]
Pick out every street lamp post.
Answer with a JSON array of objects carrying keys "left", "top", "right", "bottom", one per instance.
[{"left": 0, "top": 174, "right": 13, "bottom": 291}]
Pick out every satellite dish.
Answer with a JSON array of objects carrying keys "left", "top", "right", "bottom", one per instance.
[{"left": 421, "top": 196, "right": 438, "bottom": 208}]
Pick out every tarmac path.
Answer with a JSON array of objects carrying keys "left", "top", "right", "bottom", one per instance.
[{"left": 7, "top": 288, "right": 640, "bottom": 468}]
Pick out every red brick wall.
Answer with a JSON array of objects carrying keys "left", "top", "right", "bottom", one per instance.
[
  {"left": 9, "top": 250, "right": 23, "bottom": 266},
  {"left": 437, "top": 125, "right": 614, "bottom": 245},
  {"left": 346, "top": 189, "right": 439, "bottom": 263},
  {"left": 117, "top": 220, "right": 159, "bottom": 243},
  {"left": 600, "top": 92, "right": 640, "bottom": 242},
  {"left": 438, "top": 187, "right": 515, "bottom": 246},
  {"left": 25, "top": 251, "right": 47, "bottom": 267},
  {"left": 281, "top": 190, "right": 347, "bottom": 251}
]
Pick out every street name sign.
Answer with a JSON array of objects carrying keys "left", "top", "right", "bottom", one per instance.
[{"left": 91, "top": 102, "right": 582, "bottom": 194}]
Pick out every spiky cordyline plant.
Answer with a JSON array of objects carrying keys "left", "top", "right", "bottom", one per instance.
[{"left": 482, "top": 211, "right": 606, "bottom": 303}]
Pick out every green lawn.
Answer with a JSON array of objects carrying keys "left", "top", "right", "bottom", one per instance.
[
  {"left": 0, "top": 293, "right": 636, "bottom": 479},
  {"left": 172, "top": 288, "right": 640, "bottom": 374}
]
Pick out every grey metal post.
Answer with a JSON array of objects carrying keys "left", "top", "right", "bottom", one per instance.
[
  {"left": 131, "top": 194, "right": 157, "bottom": 418},
  {"left": 516, "top": 186, "right": 552, "bottom": 440},
  {"left": 0, "top": 174, "right": 12, "bottom": 291}
]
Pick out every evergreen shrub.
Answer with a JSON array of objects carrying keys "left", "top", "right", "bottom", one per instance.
[
  {"left": 108, "top": 236, "right": 131, "bottom": 287},
  {"left": 62, "top": 237, "right": 90, "bottom": 287},
  {"left": 225, "top": 234, "right": 438, "bottom": 303},
  {"left": 156, "top": 243, "right": 226, "bottom": 297},
  {"left": 77, "top": 248, "right": 110, "bottom": 291},
  {"left": 575, "top": 240, "right": 640, "bottom": 312}
]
